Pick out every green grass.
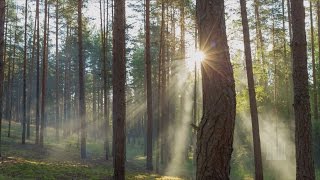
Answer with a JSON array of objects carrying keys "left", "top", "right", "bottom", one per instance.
[{"left": 0, "top": 120, "right": 184, "bottom": 179}]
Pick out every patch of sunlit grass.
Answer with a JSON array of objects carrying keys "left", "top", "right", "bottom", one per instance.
[{"left": 134, "top": 155, "right": 146, "bottom": 161}]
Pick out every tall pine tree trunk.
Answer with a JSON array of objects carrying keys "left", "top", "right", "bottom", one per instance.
[
  {"left": 113, "top": 0, "right": 126, "bottom": 178},
  {"left": 291, "top": 0, "right": 316, "bottom": 179},
  {"left": 8, "top": 26, "right": 16, "bottom": 138},
  {"left": 0, "top": 0, "right": 5, "bottom": 157},
  {"left": 145, "top": 0, "right": 153, "bottom": 171},
  {"left": 55, "top": 0, "right": 60, "bottom": 141},
  {"left": 78, "top": 0, "right": 86, "bottom": 159},
  {"left": 240, "top": 0, "right": 263, "bottom": 179},
  {"left": 40, "top": 0, "right": 48, "bottom": 147},
  {"left": 196, "top": 0, "right": 236, "bottom": 179},
  {"left": 22, "top": 0, "right": 27, "bottom": 145},
  {"left": 35, "top": 0, "right": 40, "bottom": 145}
]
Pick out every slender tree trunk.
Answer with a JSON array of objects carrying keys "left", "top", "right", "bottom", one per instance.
[
  {"left": 160, "top": 0, "right": 167, "bottom": 165},
  {"left": 240, "top": 0, "right": 263, "bottom": 179},
  {"left": 0, "top": 0, "right": 5, "bottom": 157},
  {"left": 64, "top": 26, "right": 70, "bottom": 137},
  {"left": 196, "top": 0, "right": 236, "bottom": 179},
  {"left": 3, "top": 0, "right": 7, "bottom": 65},
  {"left": 35, "top": 0, "right": 40, "bottom": 145},
  {"left": 78, "top": 0, "right": 86, "bottom": 159},
  {"left": 103, "top": 0, "right": 110, "bottom": 160},
  {"left": 113, "top": 0, "right": 126, "bottom": 178},
  {"left": 55, "top": 0, "right": 60, "bottom": 141},
  {"left": 40, "top": 0, "right": 48, "bottom": 147},
  {"left": 22, "top": 0, "right": 28, "bottom": 145},
  {"left": 145, "top": 0, "right": 153, "bottom": 171},
  {"left": 8, "top": 26, "right": 16, "bottom": 138},
  {"left": 3, "top": 1, "right": 7, "bottom": 118},
  {"left": 156, "top": 0, "right": 165, "bottom": 172},
  {"left": 5, "top": 24, "right": 11, "bottom": 125},
  {"left": 291, "top": 0, "right": 316, "bottom": 179}
]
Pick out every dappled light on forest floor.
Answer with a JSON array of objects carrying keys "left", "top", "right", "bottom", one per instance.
[{"left": 0, "top": 120, "right": 185, "bottom": 179}]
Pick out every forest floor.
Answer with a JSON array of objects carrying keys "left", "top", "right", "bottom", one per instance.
[{"left": 0, "top": 120, "right": 189, "bottom": 180}]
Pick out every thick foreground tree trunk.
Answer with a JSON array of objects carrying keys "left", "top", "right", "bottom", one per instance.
[
  {"left": 196, "top": 0, "right": 236, "bottom": 179},
  {"left": 291, "top": 0, "right": 316, "bottom": 179},
  {"left": 113, "top": 0, "right": 126, "bottom": 179}
]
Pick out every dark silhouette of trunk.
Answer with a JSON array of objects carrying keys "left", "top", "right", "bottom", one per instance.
[
  {"left": 2, "top": 1, "right": 6, "bottom": 64},
  {"left": 78, "top": 0, "right": 86, "bottom": 159},
  {"left": 113, "top": 0, "right": 126, "bottom": 178},
  {"left": 6, "top": 24, "right": 12, "bottom": 133},
  {"left": 145, "top": 0, "right": 153, "bottom": 171},
  {"left": 55, "top": 0, "right": 60, "bottom": 141},
  {"left": 40, "top": 0, "right": 48, "bottom": 147},
  {"left": 0, "top": 0, "right": 5, "bottom": 157},
  {"left": 103, "top": 0, "right": 110, "bottom": 160},
  {"left": 196, "top": 0, "right": 236, "bottom": 179},
  {"left": 35, "top": 0, "right": 40, "bottom": 145},
  {"left": 240, "top": 0, "right": 263, "bottom": 179},
  {"left": 155, "top": 1, "right": 165, "bottom": 172},
  {"left": 8, "top": 26, "right": 16, "bottom": 138},
  {"left": 100, "top": 0, "right": 110, "bottom": 159},
  {"left": 3, "top": 6, "right": 8, "bottom": 119},
  {"left": 291, "top": 0, "right": 316, "bottom": 179},
  {"left": 64, "top": 26, "right": 70, "bottom": 137},
  {"left": 160, "top": 0, "right": 167, "bottom": 165},
  {"left": 22, "top": 0, "right": 27, "bottom": 145}
]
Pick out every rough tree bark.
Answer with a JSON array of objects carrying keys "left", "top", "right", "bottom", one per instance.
[
  {"left": 291, "top": 0, "right": 316, "bottom": 179},
  {"left": 40, "top": 0, "right": 48, "bottom": 147},
  {"left": 145, "top": 0, "right": 153, "bottom": 171},
  {"left": 196, "top": 0, "right": 236, "bottom": 179},
  {"left": 78, "top": 0, "right": 87, "bottom": 159},
  {"left": 113, "top": 0, "right": 126, "bottom": 178}
]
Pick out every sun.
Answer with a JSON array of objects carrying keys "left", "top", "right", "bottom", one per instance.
[
  {"left": 185, "top": 50, "right": 205, "bottom": 71},
  {"left": 194, "top": 51, "right": 205, "bottom": 62}
]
